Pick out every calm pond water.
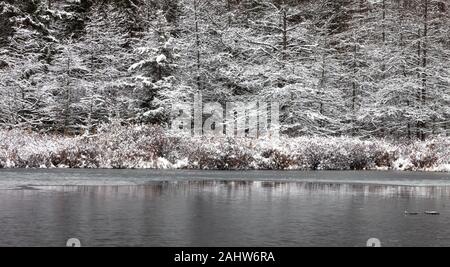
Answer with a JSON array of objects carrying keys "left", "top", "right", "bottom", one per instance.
[{"left": 0, "top": 169, "right": 449, "bottom": 247}]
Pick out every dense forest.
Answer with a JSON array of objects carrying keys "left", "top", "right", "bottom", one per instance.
[{"left": 0, "top": 0, "right": 449, "bottom": 140}]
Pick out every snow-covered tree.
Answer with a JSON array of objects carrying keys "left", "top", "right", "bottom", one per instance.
[
  {"left": 129, "top": 8, "right": 180, "bottom": 124},
  {"left": 0, "top": 0, "right": 449, "bottom": 139}
]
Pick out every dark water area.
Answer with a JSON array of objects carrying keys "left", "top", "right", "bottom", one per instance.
[{"left": 0, "top": 170, "right": 449, "bottom": 247}]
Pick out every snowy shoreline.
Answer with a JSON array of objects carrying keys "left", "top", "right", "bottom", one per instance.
[{"left": 0, "top": 125, "right": 449, "bottom": 172}]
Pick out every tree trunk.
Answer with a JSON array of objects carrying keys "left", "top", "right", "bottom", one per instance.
[
  {"left": 194, "top": 0, "right": 201, "bottom": 91},
  {"left": 381, "top": 0, "right": 386, "bottom": 79},
  {"left": 282, "top": 6, "right": 287, "bottom": 62},
  {"left": 399, "top": 0, "right": 410, "bottom": 139},
  {"left": 65, "top": 56, "right": 71, "bottom": 135},
  {"left": 416, "top": 28, "right": 422, "bottom": 140},
  {"left": 227, "top": 0, "right": 232, "bottom": 26},
  {"left": 421, "top": 0, "right": 428, "bottom": 141},
  {"left": 352, "top": 32, "right": 357, "bottom": 112}
]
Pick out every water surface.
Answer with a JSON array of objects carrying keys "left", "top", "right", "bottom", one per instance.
[{"left": 0, "top": 170, "right": 449, "bottom": 247}]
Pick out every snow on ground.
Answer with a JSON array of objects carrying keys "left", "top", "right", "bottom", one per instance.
[{"left": 0, "top": 125, "right": 448, "bottom": 172}]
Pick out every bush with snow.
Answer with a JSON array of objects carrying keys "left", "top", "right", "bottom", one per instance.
[{"left": 0, "top": 125, "right": 448, "bottom": 172}]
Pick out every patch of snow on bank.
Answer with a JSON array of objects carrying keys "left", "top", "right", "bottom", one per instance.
[{"left": 0, "top": 126, "right": 448, "bottom": 172}]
